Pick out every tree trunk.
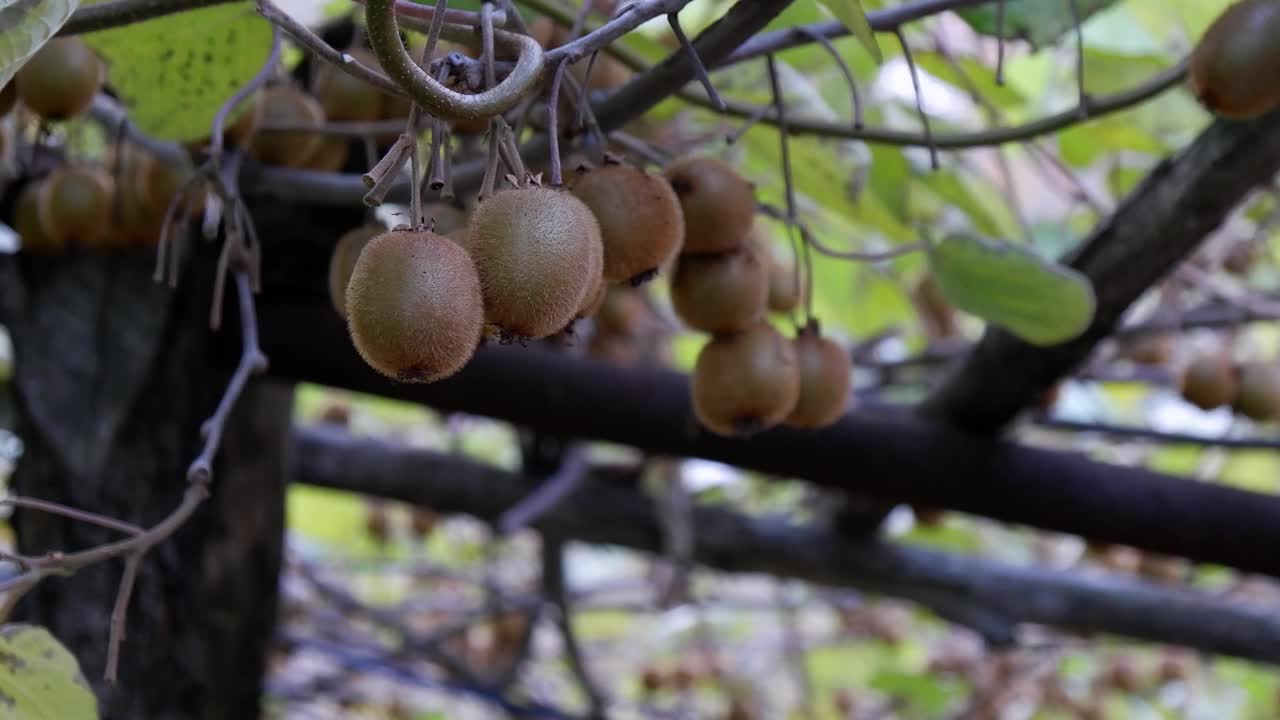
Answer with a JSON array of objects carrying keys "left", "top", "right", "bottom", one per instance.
[{"left": 0, "top": 246, "right": 291, "bottom": 720}]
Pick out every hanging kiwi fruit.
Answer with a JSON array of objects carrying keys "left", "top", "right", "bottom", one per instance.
[
  {"left": 691, "top": 322, "right": 800, "bottom": 436},
  {"left": 1232, "top": 362, "right": 1280, "bottom": 421},
  {"left": 328, "top": 225, "right": 386, "bottom": 317},
  {"left": 911, "top": 272, "right": 958, "bottom": 341},
  {"left": 247, "top": 85, "right": 326, "bottom": 168},
  {"left": 785, "top": 322, "right": 852, "bottom": 429},
  {"left": 663, "top": 156, "right": 756, "bottom": 254},
  {"left": 594, "top": 286, "right": 648, "bottom": 337},
  {"left": 465, "top": 185, "right": 605, "bottom": 339},
  {"left": 13, "top": 181, "right": 63, "bottom": 255},
  {"left": 14, "top": 38, "right": 102, "bottom": 121},
  {"left": 1179, "top": 350, "right": 1236, "bottom": 411},
  {"left": 570, "top": 161, "right": 685, "bottom": 284},
  {"left": 312, "top": 47, "right": 386, "bottom": 122},
  {"left": 766, "top": 250, "right": 804, "bottom": 314},
  {"left": 345, "top": 229, "right": 485, "bottom": 382},
  {"left": 670, "top": 243, "right": 768, "bottom": 334},
  {"left": 1189, "top": 0, "right": 1280, "bottom": 119},
  {"left": 37, "top": 165, "right": 115, "bottom": 248}
]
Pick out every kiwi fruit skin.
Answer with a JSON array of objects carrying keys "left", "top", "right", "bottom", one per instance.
[
  {"left": 1123, "top": 333, "right": 1176, "bottom": 366},
  {"left": 301, "top": 135, "right": 351, "bottom": 172},
  {"left": 692, "top": 322, "right": 801, "bottom": 437},
  {"left": 571, "top": 163, "right": 685, "bottom": 284},
  {"left": 670, "top": 244, "right": 768, "bottom": 334},
  {"left": 767, "top": 255, "right": 803, "bottom": 314},
  {"left": 328, "top": 225, "right": 385, "bottom": 317},
  {"left": 247, "top": 86, "right": 326, "bottom": 167},
  {"left": 1179, "top": 351, "right": 1236, "bottom": 411},
  {"left": 345, "top": 229, "right": 484, "bottom": 382},
  {"left": 15, "top": 38, "right": 102, "bottom": 121},
  {"left": 577, "top": 263, "right": 608, "bottom": 319},
  {"left": 14, "top": 182, "right": 63, "bottom": 254},
  {"left": 1232, "top": 363, "right": 1280, "bottom": 421},
  {"left": 594, "top": 286, "right": 647, "bottom": 336},
  {"left": 1190, "top": 0, "right": 1280, "bottom": 119},
  {"left": 663, "top": 156, "right": 756, "bottom": 254},
  {"left": 38, "top": 166, "right": 115, "bottom": 247},
  {"left": 785, "top": 326, "right": 852, "bottom": 429},
  {"left": 466, "top": 186, "right": 605, "bottom": 339},
  {"left": 0, "top": 82, "right": 14, "bottom": 117},
  {"left": 313, "top": 48, "right": 385, "bottom": 122},
  {"left": 911, "top": 273, "right": 958, "bottom": 340}
]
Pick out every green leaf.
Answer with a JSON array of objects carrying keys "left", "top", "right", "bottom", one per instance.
[
  {"left": 816, "top": 0, "right": 882, "bottom": 62},
  {"left": 927, "top": 233, "right": 1096, "bottom": 346},
  {"left": 0, "top": 0, "right": 80, "bottom": 87},
  {"left": 957, "top": 0, "right": 1120, "bottom": 49},
  {"left": 82, "top": 1, "right": 272, "bottom": 141},
  {"left": 0, "top": 624, "right": 98, "bottom": 720}
]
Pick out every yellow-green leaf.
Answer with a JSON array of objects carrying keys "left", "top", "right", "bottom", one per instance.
[
  {"left": 82, "top": 1, "right": 271, "bottom": 141},
  {"left": 0, "top": 624, "right": 98, "bottom": 720},
  {"left": 816, "top": 0, "right": 881, "bottom": 63},
  {"left": 0, "top": 0, "right": 80, "bottom": 87},
  {"left": 928, "top": 233, "right": 1096, "bottom": 346}
]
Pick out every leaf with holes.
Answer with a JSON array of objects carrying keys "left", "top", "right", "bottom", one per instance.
[
  {"left": 0, "top": 624, "right": 98, "bottom": 720},
  {"left": 957, "top": 0, "right": 1120, "bottom": 49},
  {"left": 0, "top": 0, "right": 80, "bottom": 87},
  {"left": 81, "top": 0, "right": 271, "bottom": 141},
  {"left": 927, "top": 232, "right": 1096, "bottom": 346},
  {"left": 816, "top": 0, "right": 881, "bottom": 62}
]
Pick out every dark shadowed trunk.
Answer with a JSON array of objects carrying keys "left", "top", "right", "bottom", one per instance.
[{"left": 0, "top": 244, "right": 292, "bottom": 720}]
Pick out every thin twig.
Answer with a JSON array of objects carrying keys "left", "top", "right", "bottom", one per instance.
[
  {"left": 1067, "top": 0, "right": 1090, "bottom": 115},
  {"left": 1, "top": 497, "right": 144, "bottom": 536},
  {"left": 668, "top": 12, "right": 724, "bottom": 110},
  {"left": 546, "top": 59, "right": 569, "bottom": 187},
  {"left": 497, "top": 450, "right": 588, "bottom": 534},
  {"left": 104, "top": 554, "right": 141, "bottom": 684},
  {"left": 542, "top": 535, "right": 607, "bottom": 718},
  {"left": 894, "top": 27, "right": 938, "bottom": 169},
  {"left": 994, "top": 0, "right": 1007, "bottom": 85},
  {"left": 797, "top": 27, "right": 862, "bottom": 130}
]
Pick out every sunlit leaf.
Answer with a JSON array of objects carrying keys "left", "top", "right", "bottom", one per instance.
[
  {"left": 817, "top": 0, "right": 882, "bottom": 62},
  {"left": 81, "top": 0, "right": 272, "bottom": 141},
  {"left": 927, "top": 232, "right": 1096, "bottom": 345},
  {"left": 957, "top": 0, "right": 1121, "bottom": 49},
  {"left": 0, "top": 624, "right": 98, "bottom": 720},
  {"left": 0, "top": 0, "right": 79, "bottom": 88}
]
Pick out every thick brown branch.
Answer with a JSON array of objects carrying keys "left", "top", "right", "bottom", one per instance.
[{"left": 291, "top": 424, "right": 1280, "bottom": 665}]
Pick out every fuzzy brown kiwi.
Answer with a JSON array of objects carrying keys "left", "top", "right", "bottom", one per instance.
[
  {"left": 313, "top": 48, "right": 386, "bottom": 122},
  {"left": 663, "top": 156, "right": 756, "bottom": 254},
  {"left": 1179, "top": 351, "right": 1236, "bottom": 411},
  {"left": 577, "top": 263, "right": 608, "bottom": 319},
  {"left": 763, "top": 240, "right": 804, "bottom": 314},
  {"left": 37, "top": 165, "right": 114, "bottom": 248},
  {"left": 301, "top": 135, "right": 351, "bottom": 172},
  {"left": 1232, "top": 362, "right": 1280, "bottom": 421},
  {"left": 15, "top": 38, "right": 102, "bottom": 121},
  {"left": 466, "top": 186, "right": 604, "bottom": 339},
  {"left": 1222, "top": 240, "right": 1260, "bottom": 275},
  {"left": 587, "top": 333, "right": 639, "bottom": 365},
  {"left": 247, "top": 86, "right": 326, "bottom": 167},
  {"left": 0, "top": 82, "right": 14, "bottom": 117},
  {"left": 345, "top": 229, "right": 484, "bottom": 382},
  {"left": 13, "top": 182, "right": 63, "bottom": 254},
  {"left": 911, "top": 273, "right": 958, "bottom": 340},
  {"left": 784, "top": 323, "right": 852, "bottom": 429},
  {"left": 328, "top": 225, "right": 385, "bottom": 317},
  {"left": 670, "top": 243, "right": 768, "bottom": 334},
  {"left": 1123, "top": 333, "right": 1177, "bottom": 365},
  {"left": 571, "top": 163, "right": 685, "bottom": 284},
  {"left": 594, "top": 286, "right": 647, "bottom": 336},
  {"left": 691, "top": 322, "right": 800, "bottom": 436},
  {"left": 184, "top": 93, "right": 262, "bottom": 152},
  {"left": 1189, "top": 0, "right": 1280, "bottom": 119}
]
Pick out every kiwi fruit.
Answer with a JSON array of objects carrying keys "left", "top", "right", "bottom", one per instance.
[
  {"left": 13, "top": 182, "right": 63, "bottom": 254},
  {"left": 594, "top": 286, "right": 647, "bottom": 336},
  {"left": 422, "top": 202, "right": 468, "bottom": 236},
  {"left": 466, "top": 186, "right": 604, "bottom": 339},
  {"left": 247, "top": 86, "right": 326, "bottom": 167},
  {"left": 663, "top": 156, "right": 756, "bottom": 254},
  {"left": 302, "top": 135, "right": 351, "bottom": 172},
  {"left": 345, "top": 229, "right": 484, "bottom": 382},
  {"left": 571, "top": 163, "right": 684, "bottom": 283},
  {"left": 1189, "top": 0, "right": 1280, "bottom": 119},
  {"left": 0, "top": 82, "right": 14, "bottom": 117},
  {"left": 587, "top": 333, "right": 639, "bottom": 365},
  {"left": 15, "top": 38, "right": 102, "bottom": 121},
  {"left": 38, "top": 165, "right": 114, "bottom": 247},
  {"left": 1179, "top": 351, "right": 1235, "bottom": 410},
  {"left": 578, "top": 266, "right": 608, "bottom": 319},
  {"left": 570, "top": 51, "right": 631, "bottom": 92},
  {"left": 670, "top": 243, "right": 768, "bottom": 334},
  {"left": 313, "top": 48, "right": 385, "bottom": 122},
  {"left": 1123, "top": 332, "right": 1176, "bottom": 365},
  {"left": 784, "top": 323, "right": 852, "bottom": 429},
  {"left": 1232, "top": 362, "right": 1280, "bottom": 421},
  {"left": 911, "top": 273, "right": 958, "bottom": 340},
  {"left": 185, "top": 93, "right": 262, "bottom": 152},
  {"left": 328, "top": 225, "right": 385, "bottom": 317},
  {"left": 767, "top": 255, "right": 803, "bottom": 314},
  {"left": 691, "top": 322, "right": 800, "bottom": 436},
  {"left": 1222, "top": 240, "right": 1259, "bottom": 275}
]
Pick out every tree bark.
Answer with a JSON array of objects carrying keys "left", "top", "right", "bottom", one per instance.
[{"left": 0, "top": 247, "right": 291, "bottom": 720}]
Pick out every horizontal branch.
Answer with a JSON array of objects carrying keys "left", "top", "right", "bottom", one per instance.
[
  {"left": 250, "top": 301, "right": 1280, "bottom": 578},
  {"left": 291, "top": 424, "right": 1280, "bottom": 665},
  {"left": 59, "top": 0, "right": 240, "bottom": 35},
  {"left": 922, "top": 104, "right": 1280, "bottom": 432}
]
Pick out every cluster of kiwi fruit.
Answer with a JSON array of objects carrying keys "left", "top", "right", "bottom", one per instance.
[
  {"left": 1178, "top": 348, "right": 1280, "bottom": 421},
  {"left": 1190, "top": 0, "right": 1280, "bottom": 119},
  {"left": 662, "top": 156, "right": 850, "bottom": 436}
]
